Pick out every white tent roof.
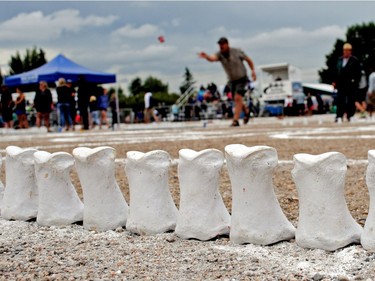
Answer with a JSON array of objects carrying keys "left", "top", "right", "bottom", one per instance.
[{"left": 302, "top": 83, "right": 334, "bottom": 93}]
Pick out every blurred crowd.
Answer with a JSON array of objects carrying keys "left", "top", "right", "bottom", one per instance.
[{"left": 0, "top": 77, "right": 118, "bottom": 131}]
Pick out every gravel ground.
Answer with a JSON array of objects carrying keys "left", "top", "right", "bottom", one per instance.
[
  {"left": 1, "top": 115, "right": 375, "bottom": 280},
  {"left": 1, "top": 219, "right": 375, "bottom": 280}
]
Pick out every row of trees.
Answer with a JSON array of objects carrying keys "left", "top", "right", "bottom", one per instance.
[
  {"left": 0, "top": 47, "right": 47, "bottom": 88},
  {"left": 124, "top": 76, "right": 180, "bottom": 110},
  {"left": 127, "top": 67, "right": 196, "bottom": 97},
  {"left": 124, "top": 67, "right": 197, "bottom": 109},
  {"left": 9, "top": 48, "right": 47, "bottom": 75}
]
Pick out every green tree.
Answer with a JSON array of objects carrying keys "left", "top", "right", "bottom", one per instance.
[
  {"left": 8, "top": 51, "right": 24, "bottom": 75},
  {"left": 319, "top": 22, "right": 375, "bottom": 83},
  {"left": 128, "top": 77, "right": 143, "bottom": 96},
  {"left": 128, "top": 76, "right": 169, "bottom": 95},
  {"left": 8, "top": 46, "right": 47, "bottom": 75},
  {"left": 125, "top": 76, "right": 177, "bottom": 111},
  {"left": 179, "top": 67, "right": 196, "bottom": 94},
  {"left": 143, "top": 76, "right": 168, "bottom": 93}
]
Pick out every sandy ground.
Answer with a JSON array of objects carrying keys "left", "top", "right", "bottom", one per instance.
[{"left": 1, "top": 114, "right": 375, "bottom": 280}]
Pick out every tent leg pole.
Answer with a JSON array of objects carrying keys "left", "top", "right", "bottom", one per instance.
[{"left": 115, "top": 84, "right": 120, "bottom": 130}]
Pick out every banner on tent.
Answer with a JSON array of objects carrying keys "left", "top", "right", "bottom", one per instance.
[{"left": 21, "top": 74, "right": 38, "bottom": 84}]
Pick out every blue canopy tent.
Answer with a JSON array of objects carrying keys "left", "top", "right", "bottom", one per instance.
[
  {"left": 4, "top": 54, "right": 121, "bottom": 128},
  {"left": 4, "top": 54, "right": 116, "bottom": 86}
]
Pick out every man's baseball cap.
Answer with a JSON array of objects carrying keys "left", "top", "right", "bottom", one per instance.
[{"left": 217, "top": 37, "right": 228, "bottom": 44}]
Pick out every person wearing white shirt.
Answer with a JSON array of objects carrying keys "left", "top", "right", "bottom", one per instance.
[
  {"left": 367, "top": 67, "right": 375, "bottom": 117},
  {"left": 144, "top": 92, "right": 159, "bottom": 123}
]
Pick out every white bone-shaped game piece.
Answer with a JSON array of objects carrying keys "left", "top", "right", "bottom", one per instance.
[
  {"left": 1, "top": 146, "right": 38, "bottom": 221},
  {"left": 0, "top": 153, "right": 4, "bottom": 215},
  {"left": 292, "top": 152, "right": 363, "bottom": 251},
  {"left": 175, "top": 148, "right": 230, "bottom": 240},
  {"left": 225, "top": 144, "right": 295, "bottom": 245},
  {"left": 73, "top": 147, "right": 128, "bottom": 232},
  {"left": 362, "top": 150, "right": 375, "bottom": 251},
  {"left": 125, "top": 150, "right": 178, "bottom": 235},
  {"left": 34, "top": 151, "right": 83, "bottom": 226}
]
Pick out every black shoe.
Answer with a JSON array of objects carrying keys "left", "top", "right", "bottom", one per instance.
[{"left": 230, "top": 120, "right": 240, "bottom": 127}]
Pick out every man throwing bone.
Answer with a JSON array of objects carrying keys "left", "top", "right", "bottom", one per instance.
[{"left": 199, "top": 37, "right": 257, "bottom": 126}]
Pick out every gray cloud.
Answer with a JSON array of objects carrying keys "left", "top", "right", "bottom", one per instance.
[
  {"left": 0, "top": 9, "right": 118, "bottom": 41},
  {"left": 111, "top": 23, "right": 162, "bottom": 38}
]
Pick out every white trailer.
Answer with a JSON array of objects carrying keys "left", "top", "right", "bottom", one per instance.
[{"left": 258, "top": 63, "right": 303, "bottom": 104}]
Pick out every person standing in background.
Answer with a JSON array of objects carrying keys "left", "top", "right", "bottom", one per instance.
[
  {"left": 109, "top": 92, "right": 118, "bottom": 130},
  {"left": 14, "top": 87, "right": 29, "bottom": 129},
  {"left": 77, "top": 75, "right": 91, "bottom": 130},
  {"left": 355, "top": 69, "right": 368, "bottom": 118},
  {"left": 367, "top": 66, "right": 375, "bottom": 118},
  {"left": 89, "top": 94, "right": 99, "bottom": 129},
  {"left": 144, "top": 91, "right": 159, "bottom": 123},
  {"left": 315, "top": 93, "right": 324, "bottom": 114},
  {"left": 306, "top": 93, "right": 314, "bottom": 116},
  {"left": 283, "top": 94, "right": 294, "bottom": 117},
  {"left": 0, "top": 84, "right": 14, "bottom": 128},
  {"left": 98, "top": 87, "right": 109, "bottom": 129},
  {"left": 66, "top": 79, "right": 77, "bottom": 131},
  {"left": 34, "top": 81, "right": 53, "bottom": 132},
  {"left": 56, "top": 78, "right": 73, "bottom": 131},
  {"left": 333, "top": 43, "right": 362, "bottom": 122},
  {"left": 294, "top": 91, "right": 306, "bottom": 116}
]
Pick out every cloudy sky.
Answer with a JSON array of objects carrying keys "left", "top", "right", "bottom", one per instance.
[{"left": 0, "top": 1, "right": 374, "bottom": 93}]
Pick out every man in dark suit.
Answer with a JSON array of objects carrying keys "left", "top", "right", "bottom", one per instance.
[{"left": 333, "top": 43, "right": 362, "bottom": 122}]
